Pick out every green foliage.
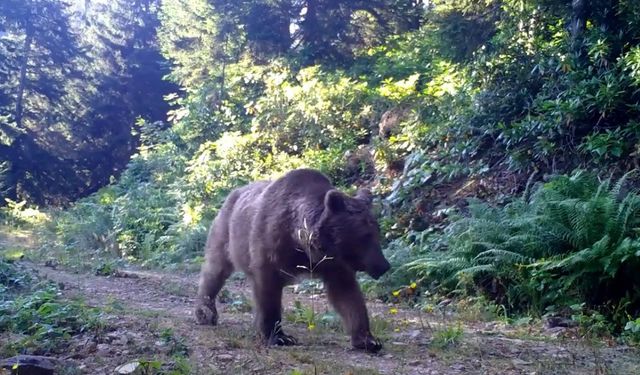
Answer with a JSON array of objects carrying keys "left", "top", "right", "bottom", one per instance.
[
  {"left": 159, "top": 328, "right": 190, "bottom": 357},
  {"left": 571, "top": 304, "right": 615, "bottom": 339},
  {"left": 624, "top": 317, "right": 640, "bottom": 344},
  {"left": 12, "top": 0, "right": 640, "bottom": 341},
  {"left": 286, "top": 300, "right": 342, "bottom": 332},
  {"left": 0, "top": 258, "right": 31, "bottom": 298},
  {"left": 395, "top": 171, "right": 640, "bottom": 331},
  {"left": 0, "top": 281, "right": 104, "bottom": 355},
  {"left": 225, "top": 292, "right": 252, "bottom": 314},
  {"left": 431, "top": 323, "right": 464, "bottom": 349},
  {"left": 0, "top": 199, "right": 48, "bottom": 227}
]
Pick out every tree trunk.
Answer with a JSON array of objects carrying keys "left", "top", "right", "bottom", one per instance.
[
  {"left": 302, "top": 0, "right": 319, "bottom": 61},
  {"left": 570, "top": 0, "right": 586, "bottom": 52},
  {"left": 15, "top": 21, "right": 34, "bottom": 129}
]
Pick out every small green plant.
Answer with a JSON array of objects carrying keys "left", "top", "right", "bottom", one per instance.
[
  {"left": 137, "top": 360, "right": 163, "bottom": 374},
  {"left": 369, "top": 316, "right": 392, "bottom": 340},
  {"left": 226, "top": 293, "right": 252, "bottom": 313},
  {"left": 286, "top": 301, "right": 342, "bottom": 332},
  {"left": 287, "top": 300, "right": 317, "bottom": 329},
  {"left": 623, "top": 317, "right": 640, "bottom": 345},
  {"left": 94, "top": 261, "right": 117, "bottom": 276},
  {"left": 159, "top": 328, "right": 189, "bottom": 356},
  {"left": 0, "top": 259, "right": 31, "bottom": 296},
  {"left": 571, "top": 305, "right": 614, "bottom": 339},
  {"left": 432, "top": 323, "right": 464, "bottom": 349},
  {"left": 167, "top": 355, "right": 193, "bottom": 375},
  {"left": 0, "top": 282, "right": 105, "bottom": 355}
]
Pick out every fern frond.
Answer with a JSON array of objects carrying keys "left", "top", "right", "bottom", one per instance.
[
  {"left": 474, "top": 249, "right": 533, "bottom": 265},
  {"left": 455, "top": 264, "right": 496, "bottom": 277}
]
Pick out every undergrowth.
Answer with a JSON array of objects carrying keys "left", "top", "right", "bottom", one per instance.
[
  {"left": 0, "top": 259, "right": 105, "bottom": 357},
  {"left": 387, "top": 171, "right": 640, "bottom": 336}
]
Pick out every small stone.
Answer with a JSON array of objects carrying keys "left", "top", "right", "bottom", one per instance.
[
  {"left": 115, "top": 361, "right": 142, "bottom": 375},
  {"left": 408, "top": 329, "right": 422, "bottom": 339},
  {"left": 382, "top": 354, "right": 393, "bottom": 359},
  {"left": 512, "top": 359, "right": 533, "bottom": 366},
  {"left": 216, "top": 354, "right": 234, "bottom": 362},
  {"left": 1, "top": 355, "right": 59, "bottom": 375},
  {"left": 546, "top": 326, "right": 567, "bottom": 337},
  {"left": 451, "top": 364, "right": 466, "bottom": 371},
  {"left": 96, "top": 344, "right": 110, "bottom": 356}
]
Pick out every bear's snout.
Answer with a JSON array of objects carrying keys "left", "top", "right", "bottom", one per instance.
[{"left": 367, "top": 258, "right": 391, "bottom": 280}]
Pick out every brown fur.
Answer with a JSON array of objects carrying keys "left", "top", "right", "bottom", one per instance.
[{"left": 195, "top": 168, "right": 390, "bottom": 352}]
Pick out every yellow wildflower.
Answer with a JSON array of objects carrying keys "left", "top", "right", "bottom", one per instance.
[
  {"left": 307, "top": 324, "right": 315, "bottom": 331},
  {"left": 392, "top": 290, "right": 400, "bottom": 297},
  {"left": 389, "top": 308, "right": 398, "bottom": 315},
  {"left": 410, "top": 282, "right": 417, "bottom": 289}
]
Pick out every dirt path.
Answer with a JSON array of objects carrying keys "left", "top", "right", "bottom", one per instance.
[
  {"left": 3, "top": 228, "right": 640, "bottom": 374},
  {"left": 22, "top": 262, "right": 638, "bottom": 375}
]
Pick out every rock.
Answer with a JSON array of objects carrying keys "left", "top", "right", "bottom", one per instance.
[
  {"left": 546, "top": 326, "right": 567, "bottom": 337},
  {"left": 1, "top": 355, "right": 59, "bottom": 375},
  {"left": 451, "top": 363, "right": 466, "bottom": 371},
  {"left": 408, "top": 329, "right": 423, "bottom": 340},
  {"left": 96, "top": 343, "right": 111, "bottom": 356},
  {"left": 378, "top": 105, "right": 411, "bottom": 139},
  {"left": 511, "top": 358, "right": 533, "bottom": 367},
  {"left": 113, "top": 270, "right": 140, "bottom": 279},
  {"left": 545, "top": 316, "right": 577, "bottom": 328},
  {"left": 115, "top": 361, "right": 142, "bottom": 374},
  {"left": 216, "top": 354, "right": 234, "bottom": 362}
]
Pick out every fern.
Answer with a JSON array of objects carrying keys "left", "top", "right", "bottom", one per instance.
[{"left": 428, "top": 170, "right": 640, "bottom": 324}]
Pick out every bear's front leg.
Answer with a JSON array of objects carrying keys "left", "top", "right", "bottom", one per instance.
[
  {"left": 323, "top": 268, "right": 382, "bottom": 353},
  {"left": 252, "top": 272, "right": 297, "bottom": 346}
]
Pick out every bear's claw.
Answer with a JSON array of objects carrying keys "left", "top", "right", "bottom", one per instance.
[
  {"left": 270, "top": 333, "right": 298, "bottom": 346},
  {"left": 353, "top": 335, "right": 382, "bottom": 353}
]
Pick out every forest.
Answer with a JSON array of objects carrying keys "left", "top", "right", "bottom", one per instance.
[{"left": 2, "top": 0, "right": 640, "bottom": 373}]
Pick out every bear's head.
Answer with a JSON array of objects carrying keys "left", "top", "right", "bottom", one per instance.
[{"left": 318, "top": 188, "right": 391, "bottom": 279}]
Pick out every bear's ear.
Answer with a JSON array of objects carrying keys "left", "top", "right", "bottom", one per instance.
[
  {"left": 324, "top": 189, "right": 347, "bottom": 212},
  {"left": 355, "top": 188, "right": 373, "bottom": 206}
]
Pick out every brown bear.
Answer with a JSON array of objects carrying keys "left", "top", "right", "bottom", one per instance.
[{"left": 195, "top": 168, "right": 391, "bottom": 352}]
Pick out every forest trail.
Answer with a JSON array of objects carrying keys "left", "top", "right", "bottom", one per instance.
[{"left": 3, "top": 228, "right": 640, "bottom": 374}]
